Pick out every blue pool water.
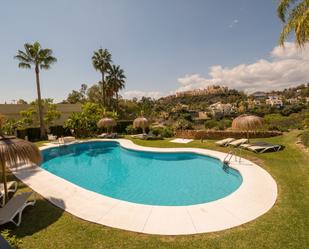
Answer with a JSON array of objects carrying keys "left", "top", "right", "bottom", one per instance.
[{"left": 41, "top": 142, "right": 242, "bottom": 206}]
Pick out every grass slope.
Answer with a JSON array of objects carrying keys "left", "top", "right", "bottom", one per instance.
[{"left": 1, "top": 131, "right": 308, "bottom": 249}]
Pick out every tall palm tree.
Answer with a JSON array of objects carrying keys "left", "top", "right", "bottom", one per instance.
[
  {"left": 92, "top": 48, "right": 112, "bottom": 106},
  {"left": 15, "top": 42, "right": 57, "bottom": 138},
  {"left": 106, "top": 65, "right": 126, "bottom": 109},
  {"left": 277, "top": 0, "right": 309, "bottom": 46}
]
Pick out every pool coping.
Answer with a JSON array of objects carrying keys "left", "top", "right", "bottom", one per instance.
[{"left": 12, "top": 139, "right": 277, "bottom": 235}]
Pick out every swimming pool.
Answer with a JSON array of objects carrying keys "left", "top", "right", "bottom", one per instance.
[{"left": 41, "top": 141, "right": 242, "bottom": 206}]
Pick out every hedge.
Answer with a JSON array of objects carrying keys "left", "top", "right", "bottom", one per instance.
[
  {"left": 115, "top": 120, "right": 133, "bottom": 134},
  {"left": 17, "top": 127, "right": 41, "bottom": 141},
  {"left": 49, "top": 125, "right": 72, "bottom": 137},
  {"left": 176, "top": 130, "right": 282, "bottom": 139}
]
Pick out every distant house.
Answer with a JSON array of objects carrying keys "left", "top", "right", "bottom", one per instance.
[
  {"left": 266, "top": 96, "right": 283, "bottom": 108},
  {"left": 247, "top": 99, "right": 261, "bottom": 108},
  {"left": 250, "top": 91, "right": 267, "bottom": 100},
  {"left": 208, "top": 102, "right": 233, "bottom": 118},
  {"left": 175, "top": 85, "right": 228, "bottom": 97},
  {"left": 286, "top": 98, "right": 299, "bottom": 104}
]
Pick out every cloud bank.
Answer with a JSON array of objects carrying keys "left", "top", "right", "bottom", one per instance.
[
  {"left": 177, "top": 42, "right": 309, "bottom": 93},
  {"left": 122, "top": 90, "right": 163, "bottom": 100},
  {"left": 122, "top": 43, "right": 309, "bottom": 99}
]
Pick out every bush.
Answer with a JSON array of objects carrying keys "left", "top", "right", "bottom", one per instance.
[
  {"left": 49, "top": 125, "right": 72, "bottom": 137},
  {"left": 218, "top": 119, "right": 232, "bottom": 130},
  {"left": 150, "top": 127, "right": 174, "bottom": 137},
  {"left": 115, "top": 120, "right": 133, "bottom": 134},
  {"left": 125, "top": 125, "right": 144, "bottom": 134},
  {"left": 16, "top": 127, "right": 41, "bottom": 141},
  {"left": 204, "top": 120, "right": 218, "bottom": 129},
  {"left": 175, "top": 119, "right": 193, "bottom": 130}
]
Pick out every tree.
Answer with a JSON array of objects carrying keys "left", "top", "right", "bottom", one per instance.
[
  {"left": 106, "top": 65, "right": 126, "bottom": 109},
  {"left": 15, "top": 42, "right": 57, "bottom": 138},
  {"left": 66, "top": 84, "right": 88, "bottom": 104},
  {"left": 17, "top": 99, "right": 28, "bottom": 104},
  {"left": 277, "top": 0, "right": 309, "bottom": 46},
  {"left": 92, "top": 48, "right": 112, "bottom": 106}
]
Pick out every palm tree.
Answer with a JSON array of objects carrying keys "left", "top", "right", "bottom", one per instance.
[
  {"left": 15, "top": 42, "right": 57, "bottom": 138},
  {"left": 277, "top": 0, "right": 309, "bottom": 46},
  {"left": 106, "top": 65, "right": 126, "bottom": 110},
  {"left": 92, "top": 48, "right": 112, "bottom": 106}
]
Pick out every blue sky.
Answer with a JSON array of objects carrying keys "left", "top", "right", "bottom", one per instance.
[{"left": 0, "top": 0, "right": 308, "bottom": 103}]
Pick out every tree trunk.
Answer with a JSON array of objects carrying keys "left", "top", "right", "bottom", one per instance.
[
  {"left": 116, "top": 92, "right": 119, "bottom": 111},
  {"left": 1, "top": 163, "right": 8, "bottom": 204},
  {"left": 35, "top": 66, "right": 46, "bottom": 139},
  {"left": 102, "top": 72, "right": 105, "bottom": 107}
]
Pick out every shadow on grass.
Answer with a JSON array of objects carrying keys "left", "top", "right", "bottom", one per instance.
[{"left": 0, "top": 197, "right": 65, "bottom": 239}]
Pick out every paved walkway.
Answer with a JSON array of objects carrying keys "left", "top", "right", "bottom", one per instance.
[{"left": 13, "top": 139, "right": 277, "bottom": 235}]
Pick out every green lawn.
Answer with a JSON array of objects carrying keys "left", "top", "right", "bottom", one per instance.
[{"left": 1, "top": 131, "right": 309, "bottom": 249}]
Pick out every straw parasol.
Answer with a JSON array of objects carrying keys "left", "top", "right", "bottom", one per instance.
[
  {"left": 133, "top": 116, "right": 149, "bottom": 134},
  {"left": 232, "top": 114, "right": 264, "bottom": 139},
  {"left": 97, "top": 118, "right": 116, "bottom": 133},
  {"left": 0, "top": 135, "right": 41, "bottom": 204}
]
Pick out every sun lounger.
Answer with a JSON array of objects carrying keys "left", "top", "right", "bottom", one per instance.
[
  {"left": 47, "top": 134, "right": 57, "bottom": 142},
  {"left": 97, "top": 133, "right": 107, "bottom": 138},
  {"left": 215, "top": 138, "right": 235, "bottom": 146},
  {"left": 0, "top": 181, "right": 18, "bottom": 207},
  {"left": 0, "top": 192, "right": 35, "bottom": 226},
  {"left": 58, "top": 136, "right": 76, "bottom": 144},
  {"left": 131, "top": 134, "right": 147, "bottom": 139},
  {"left": 0, "top": 234, "right": 13, "bottom": 249},
  {"left": 228, "top": 138, "right": 249, "bottom": 147},
  {"left": 240, "top": 142, "right": 282, "bottom": 153}
]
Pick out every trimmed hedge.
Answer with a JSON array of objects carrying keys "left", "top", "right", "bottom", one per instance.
[
  {"left": 176, "top": 130, "right": 282, "bottom": 139},
  {"left": 115, "top": 120, "right": 133, "bottom": 134},
  {"left": 49, "top": 125, "right": 72, "bottom": 137},
  {"left": 17, "top": 127, "right": 41, "bottom": 141}
]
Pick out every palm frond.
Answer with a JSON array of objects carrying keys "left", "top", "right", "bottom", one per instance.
[
  {"left": 278, "top": 0, "right": 309, "bottom": 46},
  {"left": 277, "top": 0, "right": 297, "bottom": 22},
  {"left": 18, "top": 62, "right": 31, "bottom": 69}
]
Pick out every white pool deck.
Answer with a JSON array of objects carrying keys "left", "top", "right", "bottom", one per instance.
[{"left": 12, "top": 139, "right": 277, "bottom": 235}]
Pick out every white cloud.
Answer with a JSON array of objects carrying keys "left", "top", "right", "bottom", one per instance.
[
  {"left": 229, "top": 19, "right": 239, "bottom": 28},
  {"left": 176, "top": 42, "right": 309, "bottom": 93},
  {"left": 122, "top": 90, "right": 163, "bottom": 100}
]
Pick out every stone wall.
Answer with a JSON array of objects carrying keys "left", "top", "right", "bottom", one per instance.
[{"left": 176, "top": 130, "right": 282, "bottom": 139}]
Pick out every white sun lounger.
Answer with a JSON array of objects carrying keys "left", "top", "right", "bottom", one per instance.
[
  {"left": 215, "top": 138, "right": 235, "bottom": 146},
  {"left": 0, "top": 181, "right": 18, "bottom": 207},
  {"left": 58, "top": 136, "right": 76, "bottom": 144},
  {"left": 228, "top": 138, "right": 249, "bottom": 147},
  {"left": 0, "top": 192, "right": 35, "bottom": 226},
  {"left": 240, "top": 142, "right": 281, "bottom": 153}
]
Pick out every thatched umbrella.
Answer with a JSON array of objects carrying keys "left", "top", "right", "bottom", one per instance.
[
  {"left": 232, "top": 114, "right": 264, "bottom": 140},
  {"left": 97, "top": 118, "right": 116, "bottom": 134},
  {"left": 0, "top": 135, "right": 41, "bottom": 204},
  {"left": 133, "top": 116, "right": 149, "bottom": 134}
]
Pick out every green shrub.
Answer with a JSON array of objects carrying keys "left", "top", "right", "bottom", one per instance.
[
  {"left": 150, "top": 127, "right": 174, "bottom": 137},
  {"left": 204, "top": 120, "right": 218, "bottom": 129},
  {"left": 218, "top": 119, "right": 232, "bottom": 130},
  {"left": 175, "top": 119, "right": 193, "bottom": 130},
  {"left": 49, "top": 125, "right": 71, "bottom": 137},
  {"left": 116, "top": 120, "right": 133, "bottom": 134},
  {"left": 125, "top": 125, "right": 143, "bottom": 134}
]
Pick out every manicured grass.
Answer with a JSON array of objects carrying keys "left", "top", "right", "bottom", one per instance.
[{"left": 1, "top": 131, "right": 309, "bottom": 249}]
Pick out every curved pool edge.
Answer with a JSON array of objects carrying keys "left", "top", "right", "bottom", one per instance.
[{"left": 12, "top": 139, "right": 277, "bottom": 235}]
